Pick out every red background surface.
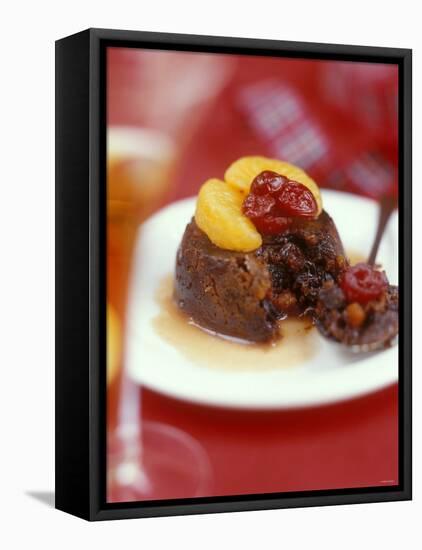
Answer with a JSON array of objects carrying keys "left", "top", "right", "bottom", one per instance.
[
  {"left": 142, "top": 385, "right": 398, "bottom": 495},
  {"left": 107, "top": 48, "right": 399, "bottom": 498}
]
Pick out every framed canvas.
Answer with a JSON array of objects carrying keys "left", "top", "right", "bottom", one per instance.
[{"left": 55, "top": 28, "right": 412, "bottom": 521}]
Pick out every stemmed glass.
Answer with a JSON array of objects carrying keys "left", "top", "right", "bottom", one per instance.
[
  {"left": 106, "top": 50, "right": 232, "bottom": 501},
  {"left": 107, "top": 368, "right": 212, "bottom": 502},
  {"left": 106, "top": 126, "right": 213, "bottom": 502}
]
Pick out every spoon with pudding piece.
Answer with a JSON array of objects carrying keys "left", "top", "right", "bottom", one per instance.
[{"left": 314, "top": 194, "right": 398, "bottom": 352}]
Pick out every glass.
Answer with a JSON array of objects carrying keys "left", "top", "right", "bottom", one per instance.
[
  {"left": 107, "top": 377, "right": 212, "bottom": 502},
  {"left": 106, "top": 49, "right": 232, "bottom": 501},
  {"left": 106, "top": 127, "right": 176, "bottom": 433},
  {"left": 106, "top": 126, "right": 214, "bottom": 501}
]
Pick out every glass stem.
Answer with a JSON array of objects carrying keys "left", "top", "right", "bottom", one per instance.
[{"left": 116, "top": 358, "right": 144, "bottom": 468}]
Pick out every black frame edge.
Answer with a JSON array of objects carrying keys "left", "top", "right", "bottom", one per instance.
[
  {"left": 93, "top": 489, "right": 410, "bottom": 521},
  {"left": 89, "top": 28, "right": 104, "bottom": 521},
  {"left": 90, "top": 27, "right": 411, "bottom": 60},
  {"left": 55, "top": 29, "right": 92, "bottom": 521},
  {"left": 400, "top": 48, "right": 412, "bottom": 501}
]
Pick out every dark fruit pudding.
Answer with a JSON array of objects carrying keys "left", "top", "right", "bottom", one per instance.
[
  {"left": 174, "top": 219, "right": 273, "bottom": 342},
  {"left": 174, "top": 156, "right": 398, "bottom": 349},
  {"left": 174, "top": 212, "right": 346, "bottom": 343},
  {"left": 174, "top": 158, "right": 347, "bottom": 343}
]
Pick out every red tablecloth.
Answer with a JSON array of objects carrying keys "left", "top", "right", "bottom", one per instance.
[{"left": 141, "top": 385, "right": 398, "bottom": 496}]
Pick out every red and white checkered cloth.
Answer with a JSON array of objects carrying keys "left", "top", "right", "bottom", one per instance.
[
  {"left": 107, "top": 50, "right": 399, "bottom": 201},
  {"left": 236, "top": 63, "right": 398, "bottom": 200}
]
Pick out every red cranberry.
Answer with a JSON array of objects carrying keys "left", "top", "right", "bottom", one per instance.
[
  {"left": 242, "top": 171, "right": 318, "bottom": 235},
  {"left": 340, "top": 263, "right": 388, "bottom": 304}
]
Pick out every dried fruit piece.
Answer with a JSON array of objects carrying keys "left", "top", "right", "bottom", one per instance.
[
  {"left": 345, "top": 302, "right": 366, "bottom": 328},
  {"left": 224, "top": 156, "right": 322, "bottom": 215},
  {"left": 340, "top": 263, "right": 388, "bottom": 304},
  {"left": 243, "top": 171, "right": 318, "bottom": 234},
  {"left": 195, "top": 178, "right": 262, "bottom": 252}
]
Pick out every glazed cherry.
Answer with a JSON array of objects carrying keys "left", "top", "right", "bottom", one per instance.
[
  {"left": 242, "top": 171, "right": 318, "bottom": 235},
  {"left": 340, "top": 263, "right": 388, "bottom": 304}
]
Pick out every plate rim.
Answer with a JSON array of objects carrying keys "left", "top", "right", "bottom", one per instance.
[{"left": 126, "top": 190, "right": 398, "bottom": 409}]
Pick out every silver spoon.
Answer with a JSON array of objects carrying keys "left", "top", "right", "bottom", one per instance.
[{"left": 367, "top": 194, "right": 395, "bottom": 267}]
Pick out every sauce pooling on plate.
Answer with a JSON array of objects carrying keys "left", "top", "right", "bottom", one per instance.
[{"left": 152, "top": 275, "right": 318, "bottom": 372}]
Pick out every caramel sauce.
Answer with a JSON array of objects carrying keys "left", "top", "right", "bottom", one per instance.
[{"left": 152, "top": 275, "right": 318, "bottom": 371}]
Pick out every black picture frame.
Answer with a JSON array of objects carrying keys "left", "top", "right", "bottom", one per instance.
[{"left": 55, "top": 28, "right": 412, "bottom": 521}]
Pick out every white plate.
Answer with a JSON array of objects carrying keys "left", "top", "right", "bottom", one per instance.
[{"left": 126, "top": 190, "right": 398, "bottom": 409}]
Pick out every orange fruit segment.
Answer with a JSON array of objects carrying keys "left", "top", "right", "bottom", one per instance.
[
  {"left": 224, "top": 156, "right": 322, "bottom": 215},
  {"left": 195, "top": 178, "right": 262, "bottom": 252}
]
